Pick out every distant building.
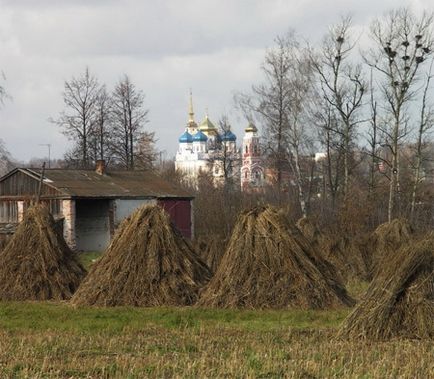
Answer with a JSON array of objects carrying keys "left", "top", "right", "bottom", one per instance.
[
  {"left": 175, "top": 93, "right": 240, "bottom": 186},
  {"left": 0, "top": 162, "right": 194, "bottom": 251}
]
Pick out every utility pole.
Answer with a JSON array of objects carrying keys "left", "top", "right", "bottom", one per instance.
[{"left": 39, "top": 144, "right": 51, "bottom": 168}]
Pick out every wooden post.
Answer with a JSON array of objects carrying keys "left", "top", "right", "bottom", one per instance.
[{"left": 36, "top": 162, "right": 46, "bottom": 204}]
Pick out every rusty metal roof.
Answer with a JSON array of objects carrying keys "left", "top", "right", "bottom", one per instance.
[{"left": 18, "top": 168, "right": 193, "bottom": 199}]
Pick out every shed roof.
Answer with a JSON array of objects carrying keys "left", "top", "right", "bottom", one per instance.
[{"left": 0, "top": 168, "right": 193, "bottom": 199}]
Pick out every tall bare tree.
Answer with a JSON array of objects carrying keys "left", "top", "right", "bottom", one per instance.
[
  {"left": 135, "top": 131, "right": 157, "bottom": 170},
  {"left": 366, "top": 8, "right": 434, "bottom": 221},
  {"left": 209, "top": 115, "right": 240, "bottom": 189},
  {"left": 236, "top": 33, "right": 295, "bottom": 192},
  {"left": 51, "top": 67, "right": 100, "bottom": 168},
  {"left": 236, "top": 32, "right": 315, "bottom": 215},
  {"left": 92, "top": 85, "right": 112, "bottom": 162},
  {"left": 410, "top": 58, "right": 434, "bottom": 219},
  {"left": 367, "top": 68, "right": 380, "bottom": 196},
  {"left": 111, "top": 75, "right": 149, "bottom": 170},
  {"left": 0, "top": 140, "right": 14, "bottom": 176},
  {"left": 285, "top": 46, "right": 316, "bottom": 217},
  {"left": 312, "top": 99, "right": 343, "bottom": 209},
  {"left": 311, "top": 17, "right": 366, "bottom": 200},
  {"left": 0, "top": 71, "right": 9, "bottom": 107}
]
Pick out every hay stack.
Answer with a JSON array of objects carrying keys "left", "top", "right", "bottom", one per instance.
[
  {"left": 71, "top": 204, "right": 211, "bottom": 307},
  {"left": 296, "top": 217, "right": 334, "bottom": 263},
  {"left": 368, "top": 218, "right": 414, "bottom": 276},
  {"left": 195, "top": 235, "right": 227, "bottom": 273},
  {"left": 338, "top": 232, "right": 434, "bottom": 340},
  {"left": 0, "top": 204, "right": 86, "bottom": 301},
  {"left": 296, "top": 217, "right": 327, "bottom": 244},
  {"left": 329, "top": 235, "right": 371, "bottom": 281},
  {"left": 198, "top": 207, "right": 354, "bottom": 309},
  {"left": 297, "top": 217, "right": 369, "bottom": 282}
]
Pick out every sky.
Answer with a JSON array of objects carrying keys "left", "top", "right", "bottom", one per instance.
[{"left": 0, "top": 0, "right": 433, "bottom": 162}]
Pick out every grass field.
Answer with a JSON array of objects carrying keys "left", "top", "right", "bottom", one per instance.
[
  {"left": 0, "top": 253, "right": 426, "bottom": 378},
  {"left": 0, "top": 301, "right": 432, "bottom": 378}
]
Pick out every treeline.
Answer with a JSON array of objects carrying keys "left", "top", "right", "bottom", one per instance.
[
  {"left": 158, "top": 8, "right": 434, "bottom": 241},
  {"left": 232, "top": 8, "right": 434, "bottom": 227},
  {"left": 51, "top": 68, "right": 157, "bottom": 170}
]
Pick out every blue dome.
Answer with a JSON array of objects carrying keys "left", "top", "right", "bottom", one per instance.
[
  {"left": 222, "top": 130, "right": 237, "bottom": 142},
  {"left": 192, "top": 130, "right": 208, "bottom": 142},
  {"left": 179, "top": 131, "right": 193, "bottom": 143}
]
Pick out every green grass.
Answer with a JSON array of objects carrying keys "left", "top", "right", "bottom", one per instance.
[
  {"left": 0, "top": 301, "right": 349, "bottom": 334},
  {"left": 76, "top": 251, "right": 102, "bottom": 270},
  {"left": 0, "top": 302, "right": 431, "bottom": 378}
]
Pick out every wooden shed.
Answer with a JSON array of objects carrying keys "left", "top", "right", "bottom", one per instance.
[{"left": 0, "top": 164, "right": 194, "bottom": 251}]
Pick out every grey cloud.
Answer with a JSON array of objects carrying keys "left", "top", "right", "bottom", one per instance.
[{"left": 0, "top": 0, "right": 433, "bottom": 161}]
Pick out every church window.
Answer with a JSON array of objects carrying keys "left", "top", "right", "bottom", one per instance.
[
  {"left": 254, "top": 145, "right": 258, "bottom": 154},
  {"left": 245, "top": 146, "right": 248, "bottom": 154},
  {"left": 245, "top": 171, "right": 248, "bottom": 179}
]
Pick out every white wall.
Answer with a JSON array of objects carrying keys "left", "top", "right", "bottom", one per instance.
[{"left": 114, "top": 199, "right": 156, "bottom": 225}]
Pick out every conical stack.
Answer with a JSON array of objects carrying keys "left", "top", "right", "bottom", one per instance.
[
  {"left": 368, "top": 218, "right": 414, "bottom": 277},
  {"left": 0, "top": 204, "right": 86, "bottom": 300},
  {"left": 198, "top": 206, "right": 354, "bottom": 309},
  {"left": 71, "top": 204, "right": 211, "bottom": 307},
  {"left": 195, "top": 235, "right": 227, "bottom": 273},
  {"left": 297, "top": 217, "right": 370, "bottom": 281},
  {"left": 338, "top": 232, "right": 434, "bottom": 340}
]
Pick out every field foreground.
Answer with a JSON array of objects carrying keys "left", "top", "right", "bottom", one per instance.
[{"left": 0, "top": 303, "right": 431, "bottom": 378}]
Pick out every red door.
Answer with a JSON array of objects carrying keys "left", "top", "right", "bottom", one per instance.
[{"left": 157, "top": 199, "right": 192, "bottom": 238}]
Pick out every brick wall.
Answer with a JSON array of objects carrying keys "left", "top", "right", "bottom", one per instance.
[{"left": 62, "top": 199, "right": 76, "bottom": 250}]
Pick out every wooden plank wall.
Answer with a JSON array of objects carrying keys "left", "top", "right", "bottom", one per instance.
[{"left": 0, "top": 171, "right": 60, "bottom": 196}]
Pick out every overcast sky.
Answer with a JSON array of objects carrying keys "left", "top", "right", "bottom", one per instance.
[{"left": 1, "top": 0, "right": 433, "bottom": 162}]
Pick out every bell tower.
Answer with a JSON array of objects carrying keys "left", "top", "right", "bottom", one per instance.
[{"left": 241, "top": 122, "right": 264, "bottom": 191}]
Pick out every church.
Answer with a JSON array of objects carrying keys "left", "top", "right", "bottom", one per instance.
[{"left": 175, "top": 94, "right": 264, "bottom": 191}]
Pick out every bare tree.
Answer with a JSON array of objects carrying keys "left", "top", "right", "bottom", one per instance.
[
  {"left": 285, "top": 47, "right": 316, "bottom": 217},
  {"left": 366, "top": 68, "right": 380, "bottom": 196},
  {"left": 135, "top": 131, "right": 158, "bottom": 170},
  {"left": 92, "top": 85, "right": 112, "bottom": 162},
  {"left": 236, "top": 33, "right": 295, "bottom": 192},
  {"left": 0, "top": 140, "right": 14, "bottom": 176},
  {"left": 236, "top": 32, "right": 315, "bottom": 215},
  {"left": 311, "top": 17, "right": 366, "bottom": 200},
  {"left": 410, "top": 58, "right": 434, "bottom": 219},
  {"left": 209, "top": 115, "right": 240, "bottom": 189},
  {"left": 0, "top": 72, "right": 9, "bottom": 108},
  {"left": 111, "top": 75, "right": 149, "bottom": 170},
  {"left": 366, "top": 8, "right": 434, "bottom": 221},
  {"left": 51, "top": 67, "right": 100, "bottom": 168},
  {"left": 313, "top": 99, "right": 343, "bottom": 209}
]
